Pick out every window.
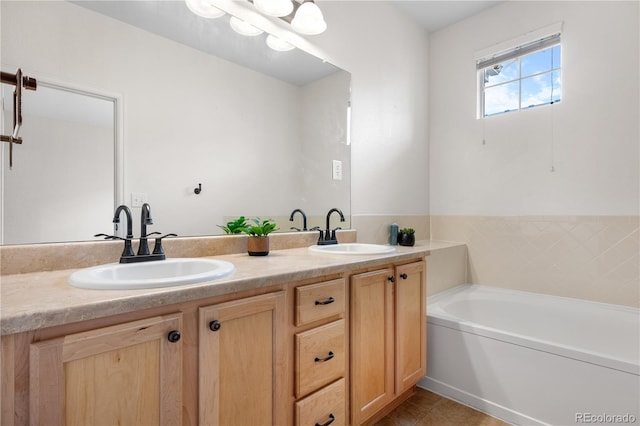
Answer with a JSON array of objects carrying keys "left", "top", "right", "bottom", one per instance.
[{"left": 478, "top": 33, "right": 561, "bottom": 117}]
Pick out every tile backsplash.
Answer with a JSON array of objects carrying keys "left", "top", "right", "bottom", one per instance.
[{"left": 431, "top": 216, "right": 640, "bottom": 307}]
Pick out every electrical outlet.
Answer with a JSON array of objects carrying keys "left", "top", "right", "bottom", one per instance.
[
  {"left": 131, "top": 192, "right": 148, "bottom": 208},
  {"left": 332, "top": 160, "right": 342, "bottom": 181}
]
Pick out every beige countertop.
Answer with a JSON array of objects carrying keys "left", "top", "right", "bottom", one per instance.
[{"left": 0, "top": 242, "right": 459, "bottom": 336}]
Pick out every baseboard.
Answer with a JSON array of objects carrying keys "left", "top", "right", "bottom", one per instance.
[{"left": 417, "top": 376, "right": 549, "bottom": 426}]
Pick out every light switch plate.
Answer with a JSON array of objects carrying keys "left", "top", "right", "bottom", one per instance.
[{"left": 332, "top": 160, "right": 342, "bottom": 181}]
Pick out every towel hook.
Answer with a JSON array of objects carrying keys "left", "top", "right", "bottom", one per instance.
[{"left": 194, "top": 183, "right": 202, "bottom": 194}]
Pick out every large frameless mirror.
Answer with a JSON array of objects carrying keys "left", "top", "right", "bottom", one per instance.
[{"left": 0, "top": 0, "right": 351, "bottom": 244}]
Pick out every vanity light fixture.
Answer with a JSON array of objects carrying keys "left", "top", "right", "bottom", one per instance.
[
  {"left": 185, "top": 0, "right": 225, "bottom": 18},
  {"left": 290, "top": 0, "right": 326, "bottom": 35},
  {"left": 253, "top": 0, "right": 293, "bottom": 17},
  {"left": 229, "top": 16, "right": 264, "bottom": 36},
  {"left": 265, "top": 34, "right": 295, "bottom": 51}
]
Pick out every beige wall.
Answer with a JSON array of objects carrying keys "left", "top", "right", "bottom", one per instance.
[
  {"left": 428, "top": 2, "right": 639, "bottom": 307},
  {"left": 432, "top": 216, "right": 639, "bottom": 307}
]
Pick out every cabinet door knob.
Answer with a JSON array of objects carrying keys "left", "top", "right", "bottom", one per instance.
[
  {"left": 314, "top": 351, "right": 335, "bottom": 363},
  {"left": 315, "top": 413, "right": 335, "bottom": 426},
  {"left": 167, "top": 330, "right": 181, "bottom": 343},
  {"left": 387, "top": 276, "right": 395, "bottom": 283},
  {"left": 400, "top": 273, "right": 408, "bottom": 279},
  {"left": 315, "top": 296, "right": 335, "bottom": 306},
  {"left": 209, "top": 320, "right": 221, "bottom": 332}
]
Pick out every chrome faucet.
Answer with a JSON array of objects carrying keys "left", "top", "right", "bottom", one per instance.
[
  {"left": 289, "top": 208, "right": 308, "bottom": 231},
  {"left": 137, "top": 203, "right": 154, "bottom": 255},
  {"left": 318, "top": 208, "right": 345, "bottom": 245}
]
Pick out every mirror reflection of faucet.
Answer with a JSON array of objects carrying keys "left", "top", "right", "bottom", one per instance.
[
  {"left": 96, "top": 203, "right": 176, "bottom": 263},
  {"left": 289, "top": 208, "right": 308, "bottom": 231}
]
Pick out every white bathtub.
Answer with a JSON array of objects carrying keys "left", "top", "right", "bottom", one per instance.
[{"left": 418, "top": 284, "right": 640, "bottom": 425}]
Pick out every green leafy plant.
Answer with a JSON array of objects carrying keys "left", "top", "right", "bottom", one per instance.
[
  {"left": 399, "top": 228, "right": 415, "bottom": 235},
  {"left": 243, "top": 217, "right": 278, "bottom": 237},
  {"left": 217, "top": 216, "right": 248, "bottom": 234}
]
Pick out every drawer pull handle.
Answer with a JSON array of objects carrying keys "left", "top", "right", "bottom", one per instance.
[
  {"left": 400, "top": 273, "right": 408, "bottom": 279},
  {"left": 314, "top": 351, "right": 334, "bottom": 363},
  {"left": 316, "top": 413, "right": 335, "bottom": 426},
  {"left": 315, "top": 297, "right": 335, "bottom": 306}
]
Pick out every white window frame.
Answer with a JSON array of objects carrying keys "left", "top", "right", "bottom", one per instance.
[{"left": 476, "top": 23, "right": 563, "bottom": 118}]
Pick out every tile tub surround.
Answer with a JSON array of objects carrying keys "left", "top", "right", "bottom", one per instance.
[
  {"left": 0, "top": 239, "right": 430, "bottom": 336},
  {"left": 0, "top": 230, "right": 357, "bottom": 276},
  {"left": 431, "top": 216, "right": 640, "bottom": 307},
  {"left": 351, "top": 215, "right": 430, "bottom": 245}
]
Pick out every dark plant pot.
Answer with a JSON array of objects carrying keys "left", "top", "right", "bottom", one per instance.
[
  {"left": 398, "top": 233, "right": 415, "bottom": 247},
  {"left": 247, "top": 236, "right": 270, "bottom": 256}
]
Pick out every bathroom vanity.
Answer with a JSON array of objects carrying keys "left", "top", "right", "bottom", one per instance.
[{"left": 1, "top": 240, "right": 428, "bottom": 426}]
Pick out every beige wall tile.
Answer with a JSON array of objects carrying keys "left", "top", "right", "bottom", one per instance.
[
  {"left": 426, "top": 245, "right": 467, "bottom": 297},
  {"left": 431, "top": 216, "right": 640, "bottom": 307}
]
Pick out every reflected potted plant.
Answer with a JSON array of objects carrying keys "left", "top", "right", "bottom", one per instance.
[
  {"left": 217, "top": 216, "right": 248, "bottom": 234},
  {"left": 243, "top": 218, "right": 278, "bottom": 256},
  {"left": 398, "top": 228, "right": 415, "bottom": 246}
]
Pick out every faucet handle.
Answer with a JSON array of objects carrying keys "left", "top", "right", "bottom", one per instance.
[
  {"left": 152, "top": 233, "right": 177, "bottom": 255},
  {"left": 94, "top": 233, "right": 130, "bottom": 241},
  {"left": 330, "top": 227, "right": 342, "bottom": 241}
]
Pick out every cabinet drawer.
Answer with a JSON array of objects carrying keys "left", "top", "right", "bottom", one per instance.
[
  {"left": 296, "top": 319, "right": 345, "bottom": 397},
  {"left": 296, "top": 278, "right": 345, "bottom": 326},
  {"left": 296, "top": 378, "right": 346, "bottom": 426}
]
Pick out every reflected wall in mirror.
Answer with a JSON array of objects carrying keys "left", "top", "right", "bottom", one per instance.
[
  {"left": 1, "top": 83, "right": 117, "bottom": 244},
  {"left": 0, "top": 0, "right": 350, "bottom": 245}
]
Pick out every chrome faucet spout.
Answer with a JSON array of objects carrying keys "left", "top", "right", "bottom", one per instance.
[{"left": 289, "top": 208, "right": 307, "bottom": 231}]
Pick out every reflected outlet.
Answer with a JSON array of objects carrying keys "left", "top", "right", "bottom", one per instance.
[{"left": 332, "top": 160, "right": 343, "bottom": 181}]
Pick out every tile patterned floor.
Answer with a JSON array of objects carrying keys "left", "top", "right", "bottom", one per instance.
[{"left": 375, "top": 388, "right": 509, "bottom": 426}]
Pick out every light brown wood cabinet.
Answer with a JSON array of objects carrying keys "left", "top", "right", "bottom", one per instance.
[
  {"left": 29, "top": 313, "right": 183, "bottom": 425},
  {"left": 350, "top": 261, "right": 426, "bottom": 425},
  {"left": 293, "top": 278, "right": 347, "bottom": 426},
  {"left": 199, "top": 291, "right": 286, "bottom": 426},
  {"left": 3, "top": 255, "right": 427, "bottom": 426}
]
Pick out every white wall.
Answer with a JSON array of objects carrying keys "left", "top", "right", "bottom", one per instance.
[
  {"left": 429, "top": 1, "right": 639, "bottom": 216},
  {"left": 311, "top": 1, "right": 431, "bottom": 220},
  {"left": 428, "top": 1, "right": 639, "bottom": 306}
]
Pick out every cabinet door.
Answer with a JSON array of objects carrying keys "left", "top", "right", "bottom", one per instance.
[
  {"left": 29, "top": 313, "right": 183, "bottom": 426},
  {"left": 395, "top": 261, "right": 427, "bottom": 393},
  {"left": 199, "top": 291, "right": 286, "bottom": 426},
  {"left": 350, "top": 268, "right": 395, "bottom": 425}
]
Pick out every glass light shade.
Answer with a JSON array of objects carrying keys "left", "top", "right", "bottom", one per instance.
[
  {"left": 266, "top": 34, "right": 295, "bottom": 52},
  {"left": 185, "top": 0, "right": 225, "bottom": 18},
  {"left": 229, "top": 16, "right": 264, "bottom": 36},
  {"left": 291, "top": 1, "right": 326, "bottom": 35},
  {"left": 253, "top": 0, "right": 293, "bottom": 17}
]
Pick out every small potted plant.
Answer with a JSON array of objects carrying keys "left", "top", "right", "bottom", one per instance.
[
  {"left": 217, "top": 216, "right": 248, "bottom": 235},
  {"left": 243, "top": 217, "right": 278, "bottom": 256},
  {"left": 398, "top": 228, "right": 415, "bottom": 246}
]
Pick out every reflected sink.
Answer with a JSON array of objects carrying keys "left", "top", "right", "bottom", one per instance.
[
  {"left": 68, "top": 258, "right": 235, "bottom": 290},
  {"left": 308, "top": 243, "right": 396, "bottom": 255}
]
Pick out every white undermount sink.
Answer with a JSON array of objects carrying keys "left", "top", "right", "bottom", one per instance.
[
  {"left": 68, "top": 258, "right": 236, "bottom": 290},
  {"left": 308, "top": 243, "right": 396, "bottom": 255}
]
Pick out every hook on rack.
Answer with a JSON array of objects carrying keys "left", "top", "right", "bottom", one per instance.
[
  {"left": 194, "top": 183, "right": 202, "bottom": 194},
  {"left": 1, "top": 68, "right": 38, "bottom": 168}
]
